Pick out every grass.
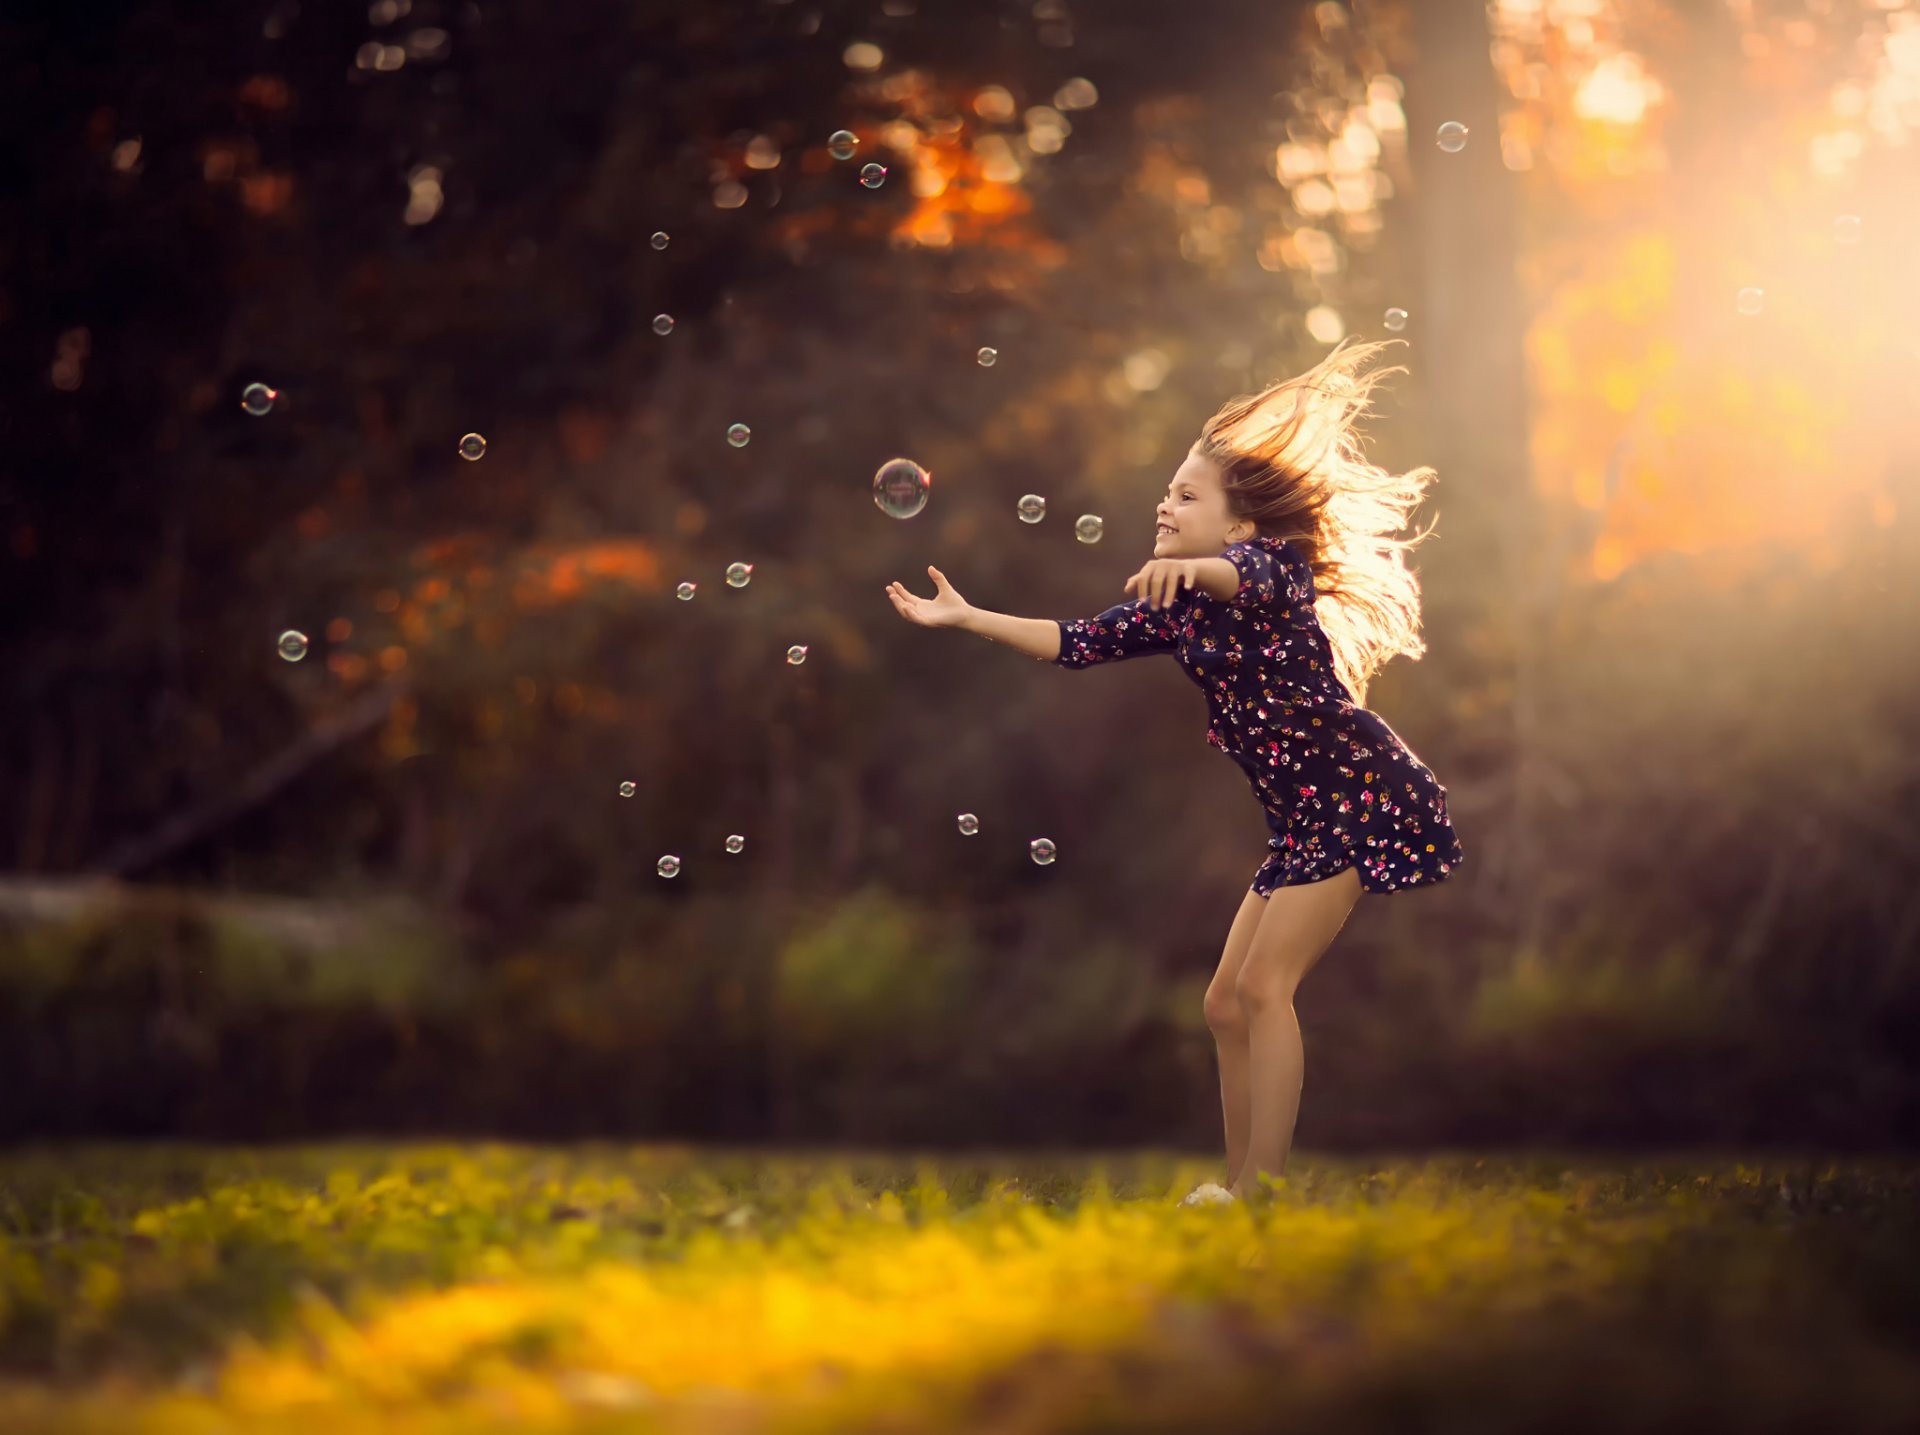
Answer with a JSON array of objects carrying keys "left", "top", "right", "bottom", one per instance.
[{"left": 0, "top": 1143, "right": 1916, "bottom": 1432}]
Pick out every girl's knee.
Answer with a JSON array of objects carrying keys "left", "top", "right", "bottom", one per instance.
[{"left": 1202, "top": 984, "right": 1249, "bottom": 1036}]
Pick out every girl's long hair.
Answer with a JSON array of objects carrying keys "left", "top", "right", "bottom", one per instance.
[{"left": 1192, "top": 337, "right": 1440, "bottom": 709}]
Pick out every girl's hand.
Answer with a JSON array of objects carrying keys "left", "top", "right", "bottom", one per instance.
[
  {"left": 886, "top": 565, "right": 972, "bottom": 629},
  {"left": 1123, "top": 557, "right": 1204, "bottom": 611}
]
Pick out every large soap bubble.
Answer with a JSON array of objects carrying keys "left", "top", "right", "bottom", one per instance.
[{"left": 872, "top": 458, "right": 931, "bottom": 519}]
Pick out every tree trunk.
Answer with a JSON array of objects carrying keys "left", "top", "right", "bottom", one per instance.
[{"left": 1400, "top": 0, "right": 1537, "bottom": 946}]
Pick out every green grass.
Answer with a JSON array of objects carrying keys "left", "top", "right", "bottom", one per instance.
[{"left": 1, "top": 1144, "right": 1917, "bottom": 1432}]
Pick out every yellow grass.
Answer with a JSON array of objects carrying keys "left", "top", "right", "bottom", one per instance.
[{"left": 1, "top": 1145, "right": 1916, "bottom": 1432}]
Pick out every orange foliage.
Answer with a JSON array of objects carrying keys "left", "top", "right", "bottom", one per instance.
[
  {"left": 240, "top": 172, "right": 294, "bottom": 217},
  {"left": 1496, "top": 3, "right": 1902, "bottom": 582},
  {"left": 238, "top": 75, "right": 293, "bottom": 113}
]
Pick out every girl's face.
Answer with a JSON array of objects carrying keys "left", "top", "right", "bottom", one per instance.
[{"left": 1153, "top": 449, "right": 1254, "bottom": 560}]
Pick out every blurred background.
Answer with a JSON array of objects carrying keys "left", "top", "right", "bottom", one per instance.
[{"left": 2, "top": 0, "right": 1916, "bottom": 1150}]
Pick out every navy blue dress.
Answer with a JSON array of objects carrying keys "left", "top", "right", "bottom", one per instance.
[{"left": 1053, "top": 536, "right": 1465, "bottom": 896}]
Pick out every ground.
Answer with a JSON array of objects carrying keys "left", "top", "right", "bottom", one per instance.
[{"left": 1, "top": 1143, "right": 1917, "bottom": 1432}]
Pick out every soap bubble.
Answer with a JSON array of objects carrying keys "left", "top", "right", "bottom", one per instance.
[
  {"left": 1436, "top": 121, "right": 1468, "bottom": 153},
  {"left": 786, "top": 644, "right": 809, "bottom": 665},
  {"left": 650, "top": 231, "right": 669, "bottom": 250},
  {"left": 458, "top": 432, "right": 487, "bottom": 461},
  {"left": 828, "top": 129, "right": 858, "bottom": 160},
  {"left": 957, "top": 813, "right": 979, "bottom": 836},
  {"left": 725, "top": 562, "right": 753, "bottom": 588},
  {"left": 1833, "top": 214, "right": 1862, "bottom": 245},
  {"left": 652, "top": 314, "right": 674, "bottom": 335},
  {"left": 1737, "top": 287, "right": 1765, "bottom": 316},
  {"left": 727, "top": 423, "right": 752, "bottom": 447},
  {"left": 676, "top": 581, "right": 697, "bottom": 601},
  {"left": 277, "top": 629, "right": 309, "bottom": 662},
  {"left": 725, "top": 834, "right": 745, "bottom": 854},
  {"left": 977, "top": 347, "right": 998, "bottom": 367},
  {"left": 873, "top": 457, "right": 931, "bottom": 519},
  {"left": 657, "top": 855, "right": 681, "bottom": 878},
  {"left": 1074, "top": 514, "right": 1103, "bottom": 544},
  {"left": 1383, "top": 307, "right": 1408, "bottom": 332},
  {"left": 1029, "top": 837, "right": 1057, "bottom": 865},
  {"left": 619, "top": 781, "right": 636, "bottom": 797},
  {"left": 1017, "top": 494, "right": 1047, "bottom": 524},
  {"left": 859, "top": 162, "right": 887, "bottom": 188},
  {"left": 241, "top": 383, "right": 278, "bottom": 416}
]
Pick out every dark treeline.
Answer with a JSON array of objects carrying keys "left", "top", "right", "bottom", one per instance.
[{"left": 2, "top": 0, "right": 1916, "bottom": 1149}]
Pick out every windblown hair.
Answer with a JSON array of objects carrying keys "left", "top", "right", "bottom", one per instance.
[{"left": 1192, "top": 337, "right": 1440, "bottom": 709}]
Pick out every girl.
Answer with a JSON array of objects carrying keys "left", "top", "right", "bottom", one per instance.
[{"left": 884, "top": 337, "right": 1464, "bottom": 1206}]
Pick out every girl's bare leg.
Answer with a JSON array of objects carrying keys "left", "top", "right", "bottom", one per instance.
[
  {"left": 1231, "top": 865, "right": 1363, "bottom": 1195},
  {"left": 1202, "top": 889, "right": 1272, "bottom": 1189}
]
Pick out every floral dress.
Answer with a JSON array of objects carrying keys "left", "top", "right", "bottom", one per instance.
[{"left": 1053, "top": 536, "right": 1465, "bottom": 896}]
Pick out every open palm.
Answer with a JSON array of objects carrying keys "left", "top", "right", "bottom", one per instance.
[{"left": 886, "top": 565, "right": 970, "bottom": 628}]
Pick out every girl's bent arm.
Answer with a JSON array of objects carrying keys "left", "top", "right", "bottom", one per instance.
[{"left": 959, "top": 606, "right": 1062, "bottom": 661}]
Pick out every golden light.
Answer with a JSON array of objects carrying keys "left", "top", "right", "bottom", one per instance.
[{"left": 1571, "top": 52, "right": 1664, "bottom": 125}]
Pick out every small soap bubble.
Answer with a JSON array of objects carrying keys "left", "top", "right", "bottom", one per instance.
[
  {"left": 1017, "top": 494, "right": 1047, "bottom": 524},
  {"left": 650, "top": 231, "right": 670, "bottom": 250},
  {"left": 957, "top": 813, "right": 979, "bottom": 836},
  {"left": 657, "top": 855, "right": 681, "bottom": 878},
  {"left": 652, "top": 314, "right": 674, "bottom": 336},
  {"left": 1435, "top": 121, "right": 1469, "bottom": 153},
  {"left": 241, "top": 383, "right": 278, "bottom": 416},
  {"left": 725, "top": 834, "right": 745, "bottom": 854},
  {"left": 725, "top": 561, "right": 754, "bottom": 588},
  {"left": 727, "top": 423, "right": 752, "bottom": 447},
  {"left": 1074, "top": 514, "right": 1104, "bottom": 544},
  {"left": 977, "top": 346, "right": 998, "bottom": 367},
  {"left": 458, "top": 432, "right": 487, "bottom": 461},
  {"left": 1736, "top": 286, "right": 1765, "bottom": 317},
  {"left": 277, "top": 629, "right": 309, "bottom": 662},
  {"left": 1383, "top": 307, "right": 1409, "bottom": 332},
  {"left": 676, "top": 581, "right": 697, "bottom": 601},
  {"left": 1029, "top": 837, "right": 1057, "bottom": 866},
  {"left": 619, "top": 781, "right": 637, "bottom": 798},
  {"left": 828, "top": 129, "right": 858, "bottom": 160},
  {"left": 786, "top": 644, "right": 809, "bottom": 665},
  {"left": 1833, "top": 214, "right": 1862, "bottom": 245},
  {"left": 859, "top": 162, "right": 888, "bottom": 189},
  {"left": 873, "top": 457, "right": 931, "bottom": 519}
]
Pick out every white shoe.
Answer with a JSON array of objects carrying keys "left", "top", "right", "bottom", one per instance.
[{"left": 1178, "top": 1182, "right": 1236, "bottom": 1207}]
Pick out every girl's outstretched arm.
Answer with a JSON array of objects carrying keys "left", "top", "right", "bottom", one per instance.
[{"left": 886, "top": 565, "right": 1061, "bottom": 661}]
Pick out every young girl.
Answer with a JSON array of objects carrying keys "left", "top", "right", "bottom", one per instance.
[{"left": 885, "top": 337, "right": 1464, "bottom": 1206}]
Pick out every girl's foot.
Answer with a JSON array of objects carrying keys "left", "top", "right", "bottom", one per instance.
[
  {"left": 1177, "top": 1182, "right": 1237, "bottom": 1208},
  {"left": 1228, "top": 1174, "right": 1281, "bottom": 1205}
]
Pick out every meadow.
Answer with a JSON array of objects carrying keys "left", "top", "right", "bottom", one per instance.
[{"left": 2, "top": 1144, "right": 1917, "bottom": 1433}]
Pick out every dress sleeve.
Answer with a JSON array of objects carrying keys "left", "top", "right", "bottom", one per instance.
[
  {"left": 1053, "top": 598, "right": 1180, "bottom": 669},
  {"left": 1220, "top": 536, "right": 1297, "bottom": 607}
]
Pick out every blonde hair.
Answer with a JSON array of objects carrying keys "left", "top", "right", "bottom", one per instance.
[{"left": 1192, "top": 336, "right": 1440, "bottom": 708}]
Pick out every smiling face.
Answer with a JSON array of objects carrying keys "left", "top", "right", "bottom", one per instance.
[{"left": 1153, "top": 448, "right": 1255, "bottom": 559}]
